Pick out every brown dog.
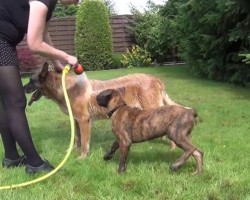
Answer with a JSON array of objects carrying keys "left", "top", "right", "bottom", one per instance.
[
  {"left": 96, "top": 88, "right": 203, "bottom": 174},
  {"left": 24, "top": 62, "right": 184, "bottom": 159}
]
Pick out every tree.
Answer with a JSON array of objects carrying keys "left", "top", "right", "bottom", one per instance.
[
  {"left": 178, "top": 0, "right": 250, "bottom": 86},
  {"left": 104, "top": 0, "right": 117, "bottom": 16},
  {"left": 53, "top": 2, "right": 78, "bottom": 17},
  {"left": 130, "top": 1, "right": 177, "bottom": 63},
  {"left": 75, "top": 0, "right": 113, "bottom": 70}
]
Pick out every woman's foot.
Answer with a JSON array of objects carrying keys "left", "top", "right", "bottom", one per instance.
[
  {"left": 2, "top": 155, "right": 27, "bottom": 168},
  {"left": 25, "top": 160, "right": 54, "bottom": 174}
]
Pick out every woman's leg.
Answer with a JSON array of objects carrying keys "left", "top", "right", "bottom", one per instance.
[
  {"left": 0, "top": 65, "right": 44, "bottom": 167},
  {"left": 0, "top": 98, "right": 20, "bottom": 160}
]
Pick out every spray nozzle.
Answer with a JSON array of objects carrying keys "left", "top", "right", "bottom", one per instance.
[
  {"left": 74, "top": 64, "right": 84, "bottom": 75},
  {"left": 64, "top": 64, "right": 84, "bottom": 75}
]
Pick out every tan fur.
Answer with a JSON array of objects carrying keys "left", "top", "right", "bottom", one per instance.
[
  {"left": 24, "top": 63, "right": 183, "bottom": 159},
  {"left": 96, "top": 89, "right": 203, "bottom": 174}
]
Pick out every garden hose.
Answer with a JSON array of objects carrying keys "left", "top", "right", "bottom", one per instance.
[{"left": 0, "top": 64, "right": 79, "bottom": 190}]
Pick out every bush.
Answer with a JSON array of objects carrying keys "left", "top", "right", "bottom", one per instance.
[
  {"left": 130, "top": 2, "right": 181, "bottom": 64},
  {"left": 111, "top": 53, "right": 124, "bottom": 69},
  {"left": 53, "top": 2, "right": 78, "bottom": 17},
  {"left": 17, "top": 48, "right": 39, "bottom": 72},
  {"left": 75, "top": 0, "right": 113, "bottom": 71},
  {"left": 239, "top": 54, "right": 250, "bottom": 64},
  {"left": 178, "top": 0, "right": 250, "bottom": 86},
  {"left": 121, "top": 45, "right": 152, "bottom": 68}
]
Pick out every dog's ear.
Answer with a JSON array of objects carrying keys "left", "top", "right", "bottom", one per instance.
[
  {"left": 117, "top": 87, "right": 125, "bottom": 94},
  {"left": 101, "top": 89, "right": 113, "bottom": 98},
  {"left": 41, "top": 62, "right": 49, "bottom": 78},
  {"left": 96, "top": 89, "right": 113, "bottom": 107}
]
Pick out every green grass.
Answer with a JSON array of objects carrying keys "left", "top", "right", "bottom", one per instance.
[{"left": 0, "top": 65, "right": 249, "bottom": 200}]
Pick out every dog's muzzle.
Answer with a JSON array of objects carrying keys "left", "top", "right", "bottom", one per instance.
[{"left": 28, "top": 90, "right": 43, "bottom": 106}]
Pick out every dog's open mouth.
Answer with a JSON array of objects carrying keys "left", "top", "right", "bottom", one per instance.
[{"left": 28, "top": 90, "right": 43, "bottom": 106}]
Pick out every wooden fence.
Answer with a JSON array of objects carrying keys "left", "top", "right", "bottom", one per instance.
[{"left": 17, "top": 15, "right": 134, "bottom": 73}]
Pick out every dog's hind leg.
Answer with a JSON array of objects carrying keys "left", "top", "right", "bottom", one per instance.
[
  {"left": 103, "top": 141, "right": 119, "bottom": 161},
  {"left": 77, "top": 116, "right": 91, "bottom": 159},
  {"left": 191, "top": 148, "right": 203, "bottom": 175},
  {"left": 170, "top": 148, "right": 194, "bottom": 171},
  {"left": 169, "top": 130, "right": 196, "bottom": 171},
  {"left": 161, "top": 136, "right": 177, "bottom": 150}
]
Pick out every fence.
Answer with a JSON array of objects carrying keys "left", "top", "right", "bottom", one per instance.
[{"left": 17, "top": 15, "right": 134, "bottom": 73}]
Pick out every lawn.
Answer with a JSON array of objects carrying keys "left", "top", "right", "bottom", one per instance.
[{"left": 0, "top": 65, "right": 249, "bottom": 200}]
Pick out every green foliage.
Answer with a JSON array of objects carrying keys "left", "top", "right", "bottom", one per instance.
[
  {"left": 239, "top": 54, "right": 250, "bottom": 64},
  {"left": 103, "top": 0, "right": 117, "bottom": 16},
  {"left": 130, "top": 1, "right": 186, "bottom": 63},
  {"left": 75, "top": 0, "right": 113, "bottom": 71},
  {"left": 130, "top": 4, "right": 170, "bottom": 63},
  {"left": 177, "top": 0, "right": 250, "bottom": 86},
  {"left": 121, "top": 45, "right": 152, "bottom": 68},
  {"left": 53, "top": 2, "right": 78, "bottom": 17},
  {"left": 111, "top": 53, "right": 124, "bottom": 69}
]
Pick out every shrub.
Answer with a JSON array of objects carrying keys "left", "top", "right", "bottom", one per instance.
[
  {"left": 75, "top": 0, "right": 113, "bottom": 71},
  {"left": 111, "top": 53, "right": 124, "bottom": 69},
  {"left": 17, "top": 48, "right": 39, "bottom": 72},
  {"left": 178, "top": 0, "right": 250, "bottom": 86},
  {"left": 239, "top": 54, "right": 250, "bottom": 64},
  {"left": 121, "top": 45, "right": 152, "bottom": 68},
  {"left": 53, "top": 2, "right": 78, "bottom": 17}
]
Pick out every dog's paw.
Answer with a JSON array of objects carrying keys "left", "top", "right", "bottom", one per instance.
[
  {"left": 77, "top": 153, "right": 88, "bottom": 160},
  {"left": 103, "top": 153, "right": 113, "bottom": 161},
  {"left": 169, "top": 163, "right": 180, "bottom": 171},
  {"left": 118, "top": 167, "right": 126, "bottom": 174},
  {"left": 191, "top": 169, "right": 203, "bottom": 176}
]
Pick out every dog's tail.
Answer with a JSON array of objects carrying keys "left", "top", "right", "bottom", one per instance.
[
  {"left": 190, "top": 108, "right": 202, "bottom": 125},
  {"left": 191, "top": 108, "right": 198, "bottom": 118},
  {"left": 162, "top": 91, "right": 179, "bottom": 106},
  {"left": 162, "top": 91, "right": 191, "bottom": 109}
]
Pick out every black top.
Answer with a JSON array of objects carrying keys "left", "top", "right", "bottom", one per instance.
[{"left": 0, "top": 0, "right": 57, "bottom": 46}]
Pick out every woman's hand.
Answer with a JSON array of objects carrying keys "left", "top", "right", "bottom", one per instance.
[
  {"left": 51, "top": 59, "right": 64, "bottom": 72},
  {"left": 66, "top": 55, "right": 78, "bottom": 69}
]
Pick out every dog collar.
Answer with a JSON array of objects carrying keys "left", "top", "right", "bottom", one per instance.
[
  {"left": 107, "top": 105, "right": 126, "bottom": 118},
  {"left": 107, "top": 107, "right": 119, "bottom": 118}
]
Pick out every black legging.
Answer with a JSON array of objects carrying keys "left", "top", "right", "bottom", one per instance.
[{"left": 0, "top": 65, "right": 43, "bottom": 167}]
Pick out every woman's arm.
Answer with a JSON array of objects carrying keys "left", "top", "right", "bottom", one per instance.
[
  {"left": 27, "top": 1, "right": 77, "bottom": 67},
  {"left": 43, "top": 23, "right": 64, "bottom": 71}
]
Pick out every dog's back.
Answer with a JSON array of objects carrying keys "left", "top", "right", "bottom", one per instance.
[{"left": 88, "top": 74, "right": 167, "bottom": 119}]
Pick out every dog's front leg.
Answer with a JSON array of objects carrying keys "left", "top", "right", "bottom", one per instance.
[
  {"left": 103, "top": 141, "right": 119, "bottom": 161},
  {"left": 74, "top": 120, "right": 81, "bottom": 149},
  {"left": 118, "top": 142, "right": 131, "bottom": 173},
  {"left": 77, "top": 116, "right": 91, "bottom": 159}
]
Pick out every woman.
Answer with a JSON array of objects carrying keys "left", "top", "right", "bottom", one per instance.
[{"left": 0, "top": 0, "right": 79, "bottom": 174}]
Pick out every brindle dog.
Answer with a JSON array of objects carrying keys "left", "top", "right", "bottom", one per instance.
[{"left": 97, "top": 88, "right": 203, "bottom": 174}]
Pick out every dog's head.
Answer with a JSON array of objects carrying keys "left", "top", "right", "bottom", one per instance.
[
  {"left": 97, "top": 88, "right": 126, "bottom": 117},
  {"left": 23, "top": 62, "right": 50, "bottom": 106}
]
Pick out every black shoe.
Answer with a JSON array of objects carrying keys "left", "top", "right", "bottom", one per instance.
[
  {"left": 25, "top": 160, "right": 55, "bottom": 174},
  {"left": 2, "top": 156, "right": 27, "bottom": 168}
]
